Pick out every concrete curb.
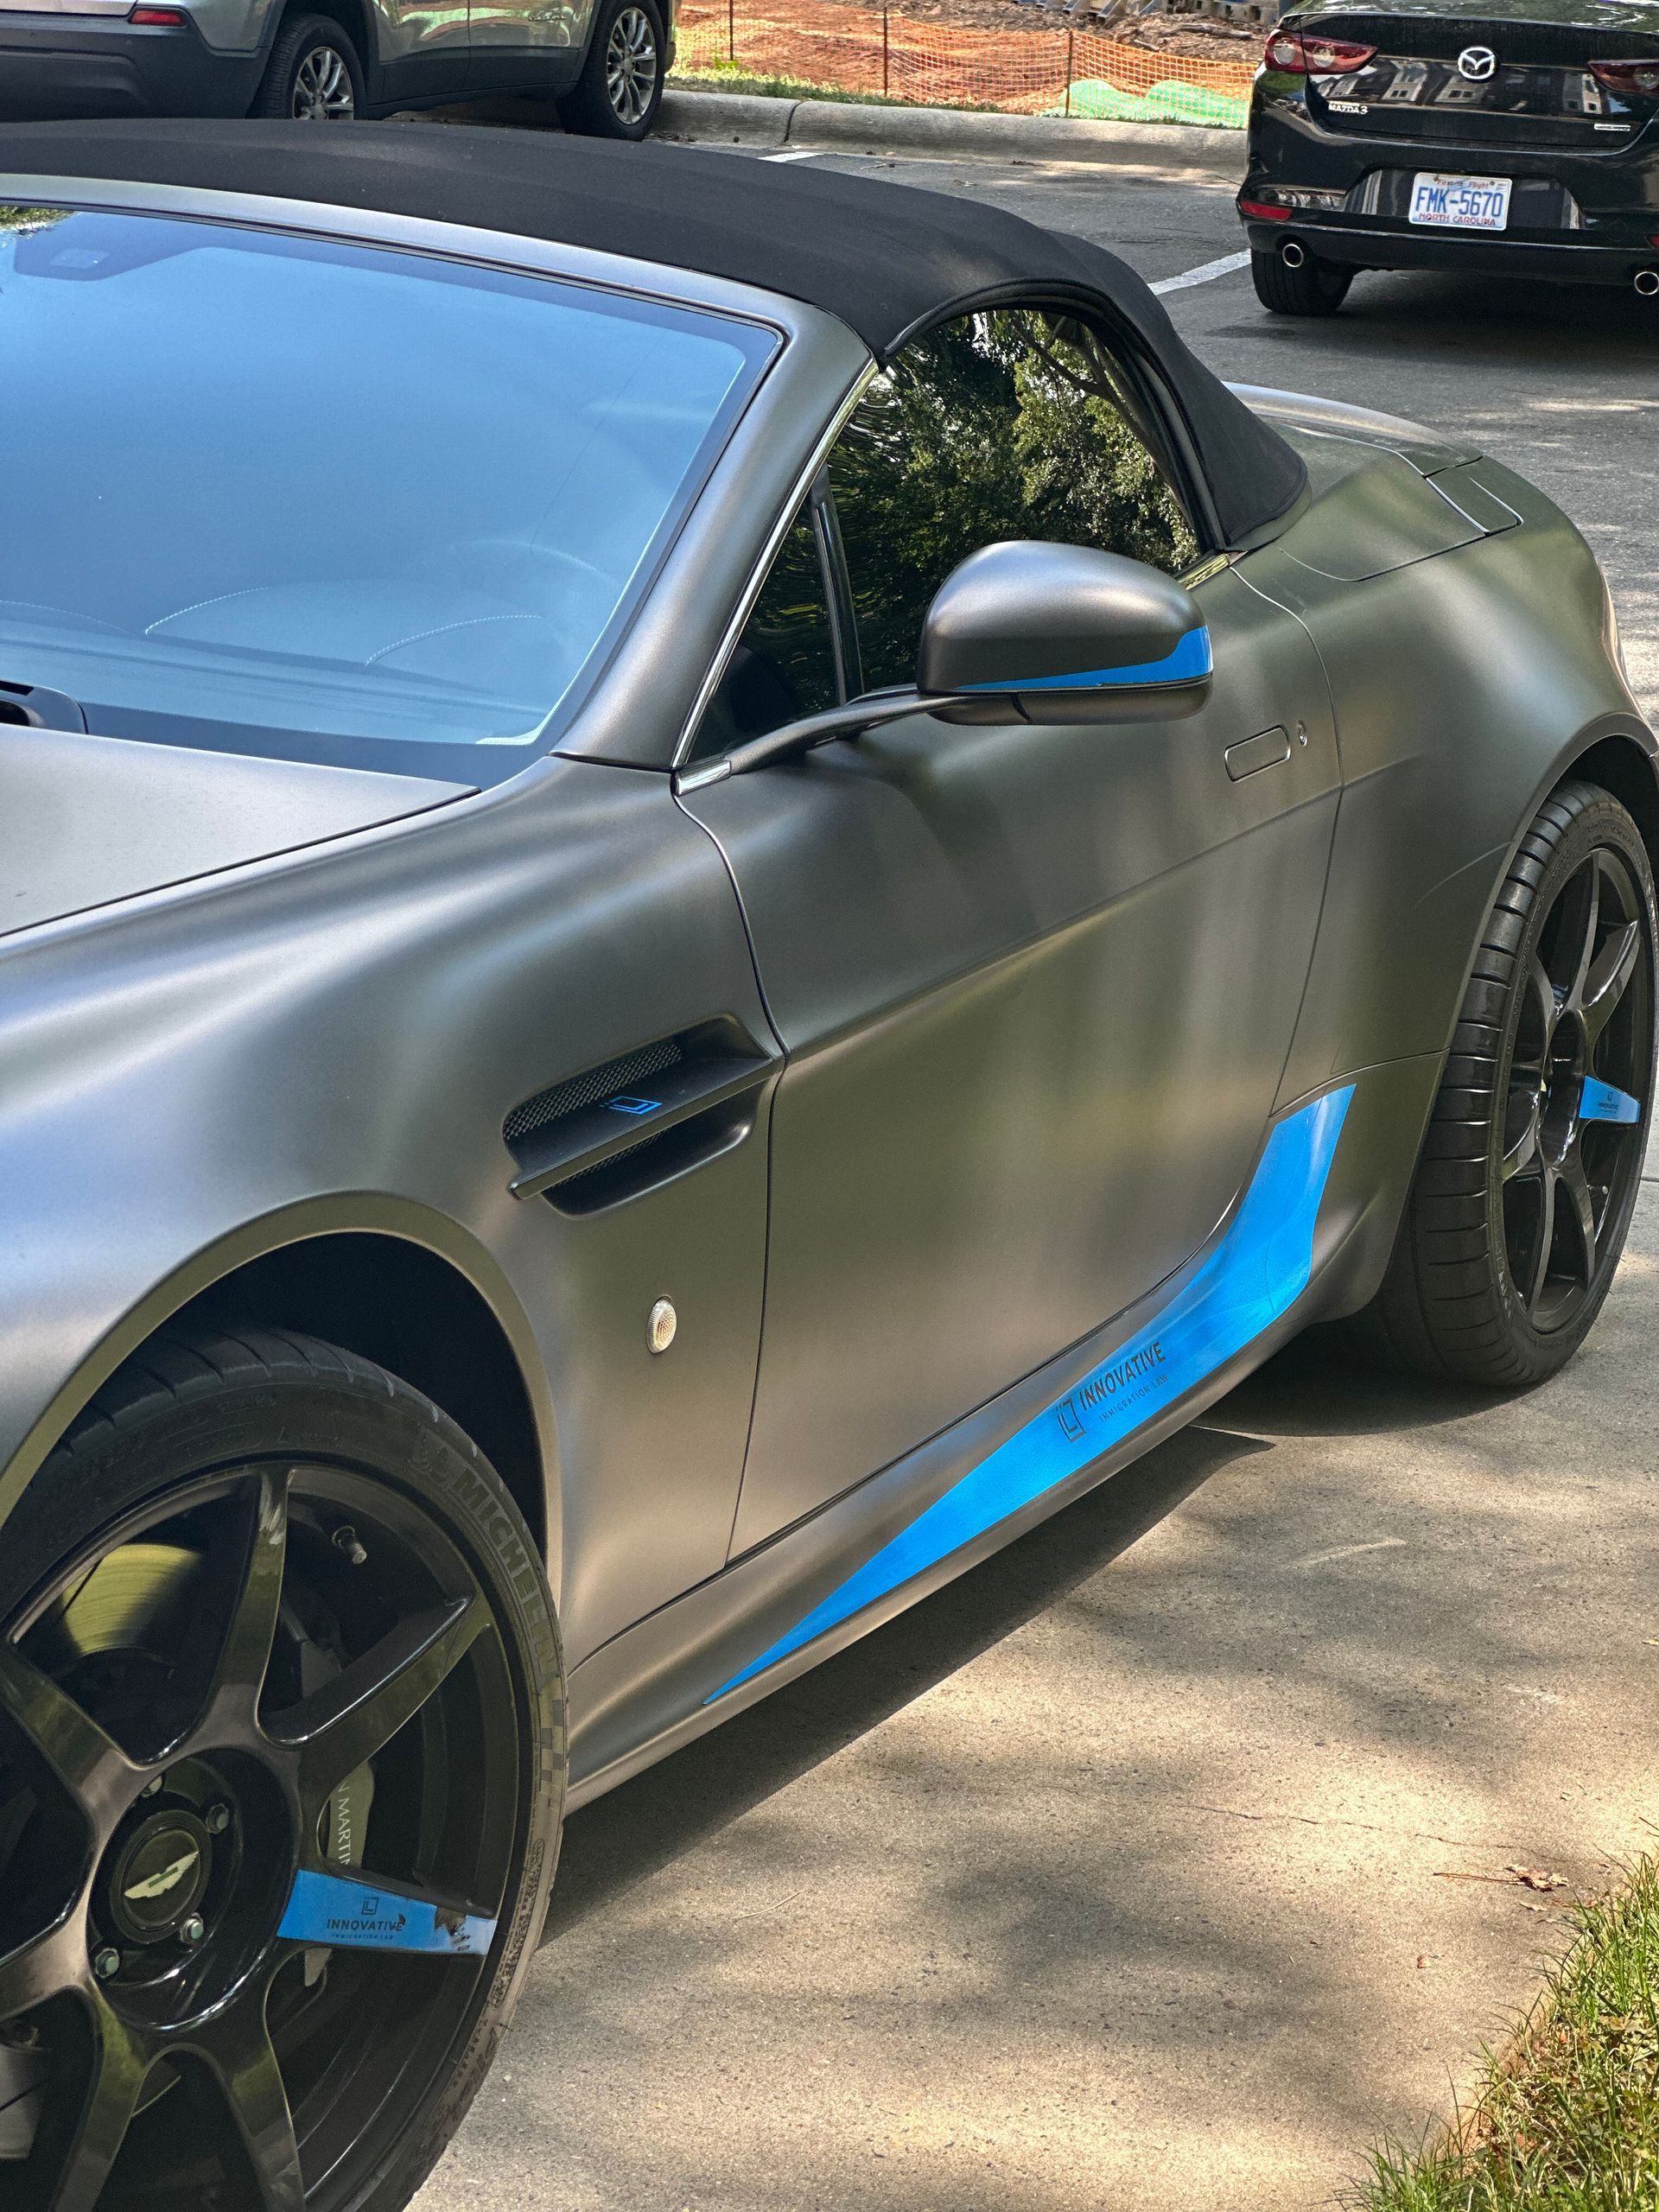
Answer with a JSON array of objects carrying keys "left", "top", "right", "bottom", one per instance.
[{"left": 659, "top": 86, "right": 1247, "bottom": 175}]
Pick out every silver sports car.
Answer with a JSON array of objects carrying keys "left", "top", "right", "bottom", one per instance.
[{"left": 0, "top": 119, "right": 1652, "bottom": 2212}]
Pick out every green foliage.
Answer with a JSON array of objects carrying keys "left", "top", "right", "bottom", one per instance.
[
  {"left": 830, "top": 308, "right": 1199, "bottom": 689},
  {"left": 1358, "top": 1858, "right": 1659, "bottom": 2211}
]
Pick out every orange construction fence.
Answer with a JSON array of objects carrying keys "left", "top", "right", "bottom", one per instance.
[{"left": 673, "top": 0, "right": 1257, "bottom": 124}]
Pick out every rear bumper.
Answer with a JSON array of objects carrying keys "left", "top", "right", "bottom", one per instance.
[
  {"left": 0, "top": 11, "right": 263, "bottom": 118},
  {"left": 1242, "top": 217, "right": 1659, "bottom": 285},
  {"left": 1242, "top": 89, "right": 1659, "bottom": 286}
]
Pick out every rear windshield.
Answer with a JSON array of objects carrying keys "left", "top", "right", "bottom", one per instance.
[{"left": 0, "top": 204, "right": 775, "bottom": 779}]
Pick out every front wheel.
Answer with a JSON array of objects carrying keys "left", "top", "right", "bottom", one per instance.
[
  {"left": 0, "top": 1328, "right": 563, "bottom": 2212},
  {"left": 556, "top": 0, "right": 664, "bottom": 138},
  {"left": 252, "top": 14, "right": 365, "bottom": 118},
  {"left": 1250, "top": 245, "right": 1354, "bottom": 316},
  {"left": 1353, "top": 779, "right": 1656, "bottom": 1386}
]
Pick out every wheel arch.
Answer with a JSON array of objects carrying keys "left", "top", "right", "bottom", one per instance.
[
  {"left": 0, "top": 1200, "right": 559, "bottom": 1585},
  {"left": 258, "top": 0, "right": 378, "bottom": 79},
  {"left": 1559, "top": 729, "right": 1659, "bottom": 885}
]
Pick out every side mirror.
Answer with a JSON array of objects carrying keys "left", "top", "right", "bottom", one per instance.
[
  {"left": 677, "top": 540, "right": 1214, "bottom": 791},
  {"left": 917, "top": 542, "right": 1211, "bottom": 724}
]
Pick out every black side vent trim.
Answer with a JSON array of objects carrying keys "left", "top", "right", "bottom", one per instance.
[
  {"left": 503, "top": 1018, "right": 778, "bottom": 1212},
  {"left": 505, "top": 1038, "right": 684, "bottom": 1147}
]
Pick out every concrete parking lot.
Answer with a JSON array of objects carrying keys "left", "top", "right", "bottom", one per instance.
[{"left": 416, "top": 143, "right": 1659, "bottom": 2212}]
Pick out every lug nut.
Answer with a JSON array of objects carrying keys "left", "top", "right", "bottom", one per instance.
[
  {"left": 93, "top": 1947, "right": 121, "bottom": 1980},
  {"left": 206, "top": 1803, "right": 232, "bottom": 1836},
  {"left": 180, "top": 1916, "right": 207, "bottom": 1947}
]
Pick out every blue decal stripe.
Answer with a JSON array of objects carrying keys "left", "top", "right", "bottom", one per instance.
[
  {"left": 966, "top": 626, "right": 1212, "bottom": 696},
  {"left": 709, "top": 1085, "right": 1353, "bottom": 1704},
  {"left": 1580, "top": 1077, "right": 1641, "bottom": 1126},
  {"left": 276, "top": 1869, "right": 497, "bottom": 1957}
]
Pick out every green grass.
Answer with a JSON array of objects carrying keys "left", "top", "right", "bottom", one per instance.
[
  {"left": 1358, "top": 1856, "right": 1659, "bottom": 2211},
  {"left": 671, "top": 60, "right": 913, "bottom": 104}
]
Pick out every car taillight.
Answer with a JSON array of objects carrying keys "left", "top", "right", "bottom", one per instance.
[
  {"left": 1306, "top": 34, "right": 1376, "bottom": 70},
  {"left": 1264, "top": 29, "right": 1376, "bottom": 73},
  {"left": 128, "top": 6, "right": 187, "bottom": 20},
  {"left": 1239, "top": 197, "right": 1294, "bottom": 219},
  {"left": 1590, "top": 57, "right": 1659, "bottom": 97}
]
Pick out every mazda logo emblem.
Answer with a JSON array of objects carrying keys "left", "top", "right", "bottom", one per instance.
[{"left": 1457, "top": 44, "right": 1497, "bottom": 79}]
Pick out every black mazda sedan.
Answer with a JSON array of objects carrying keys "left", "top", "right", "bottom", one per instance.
[{"left": 1237, "top": 0, "right": 1659, "bottom": 311}]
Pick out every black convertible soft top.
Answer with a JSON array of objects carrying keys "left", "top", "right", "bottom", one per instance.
[{"left": 0, "top": 119, "right": 1304, "bottom": 543}]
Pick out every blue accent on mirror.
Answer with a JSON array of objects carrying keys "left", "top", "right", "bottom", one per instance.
[
  {"left": 709, "top": 1083, "right": 1353, "bottom": 1703},
  {"left": 967, "top": 624, "right": 1212, "bottom": 696},
  {"left": 607, "top": 1095, "right": 662, "bottom": 1117},
  {"left": 1580, "top": 1077, "right": 1641, "bottom": 1126},
  {"left": 276, "top": 1869, "right": 497, "bottom": 1957}
]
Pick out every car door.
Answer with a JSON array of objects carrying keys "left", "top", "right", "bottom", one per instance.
[
  {"left": 677, "top": 303, "right": 1341, "bottom": 1553},
  {"left": 467, "top": 0, "right": 580, "bottom": 87},
  {"left": 371, "top": 0, "right": 470, "bottom": 101}
]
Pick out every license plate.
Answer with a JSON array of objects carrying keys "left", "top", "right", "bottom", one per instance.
[{"left": 1408, "top": 171, "right": 1512, "bottom": 230}]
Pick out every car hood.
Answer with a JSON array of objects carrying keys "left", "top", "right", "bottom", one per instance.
[
  {"left": 1292, "top": 0, "right": 1659, "bottom": 29},
  {"left": 1, "top": 726, "right": 474, "bottom": 940}
]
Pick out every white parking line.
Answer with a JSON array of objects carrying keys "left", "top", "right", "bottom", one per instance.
[
  {"left": 762, "top": 149, "right": 823, "bottom": 162},
  {"left": 1150, "top": 248, "right": 1252, "bottom": 296}
]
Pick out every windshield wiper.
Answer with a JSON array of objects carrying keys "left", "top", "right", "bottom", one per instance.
[{"left": 0, "top": 680, "right": 87, "bottom": 732}]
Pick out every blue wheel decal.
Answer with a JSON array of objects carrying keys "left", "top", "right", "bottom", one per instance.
[
  {"left": 276, "top": 1868, "right": 497, "bottom": 1956},
  {"left": 710, "top": 1084, "right": 1354, "bottom": 1702},
  {"left": 1580, "top": 1077, "right": 1641, "bottom": 1126}
]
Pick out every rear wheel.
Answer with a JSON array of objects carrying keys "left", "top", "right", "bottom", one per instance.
[
  {"left": 0, "top": 1328, "right": 563, "bottom": 2211},
  {"left": 252, "top": 15, "right": 365, "bottom": 118},
  {"left": 556, "top": 0, "right": 664, "bottom": 138},
  {"left": 1250, "top": 245, "right": 1354, "bottom": 316},
  {"left": 1353, "top": 780, "right": 1656, "bottom": 1385}
]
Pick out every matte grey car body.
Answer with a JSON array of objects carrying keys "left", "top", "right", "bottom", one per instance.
[
  {"left": 0, "top": 149, "right": 1650, "bottom": 1795},
  {"left": 0, "top": 122, "right": 1655, "bottom": 2210}
]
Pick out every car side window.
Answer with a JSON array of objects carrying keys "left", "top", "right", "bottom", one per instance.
[
  {"left": 690, "top": 505, "right": 841, "bottom": 761},
  {"left": 828, "top": 307, "right": 1202, "bottom": 695}
]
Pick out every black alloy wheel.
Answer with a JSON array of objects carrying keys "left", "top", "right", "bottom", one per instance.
[
  {"left": 556, "top": 0, "right": 664, "bottom": 139},
  {"left": 1249, "top": 246, "right": 1354, "bottom": 317},
  {"left": 0, "top": 1330, "right": 563, "bottom": 2212},
  {"left": 1353, "top": 779, "right": 1656, "bottom": 1385}
]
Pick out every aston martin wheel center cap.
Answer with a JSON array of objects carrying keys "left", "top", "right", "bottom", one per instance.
[{"left": 105, "top": 1810, "right": 213, "bottom": 1946}]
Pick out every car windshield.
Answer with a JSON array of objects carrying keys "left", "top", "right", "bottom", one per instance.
[{"left": 0, "top": 204, "right": 774, "bottom": 778}]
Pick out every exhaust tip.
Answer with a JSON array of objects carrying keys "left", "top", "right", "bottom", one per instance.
[
  {"left": 1635, "top": 267, "right": 1659, "bottom": 297},
  {"left": 1281, "top": 238, "right": 1307, "bottom": 270}
]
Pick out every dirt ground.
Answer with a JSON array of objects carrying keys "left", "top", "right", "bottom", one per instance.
[{"left": 827, "top": 0, "right": 1260, "bottom": 62}]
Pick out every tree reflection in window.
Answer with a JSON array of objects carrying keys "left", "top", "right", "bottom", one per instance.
[{"left": 830, "top": 308, "right": 1201, "bottom": 695}]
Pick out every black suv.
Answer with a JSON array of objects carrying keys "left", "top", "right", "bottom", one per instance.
[{"left": 1237, "top": 0, "right": 1659, "bottom": 312}]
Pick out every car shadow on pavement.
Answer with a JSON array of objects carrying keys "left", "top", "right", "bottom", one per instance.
[
  {"left": 547, "top": 1417, "right": 1265, "bottom": 1940},
  {"left": 1220, "top": 270, "right": 1659, "bottom": 368},
  {"left": 546, "top": 1338, "right": 1483, "bottom": 1942}
]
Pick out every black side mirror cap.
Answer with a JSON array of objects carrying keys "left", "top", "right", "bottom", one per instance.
[{"left": 917, "top": 541, "right": 1212, "bottom": 724}]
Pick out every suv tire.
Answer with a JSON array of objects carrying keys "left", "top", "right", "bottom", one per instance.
[{"left": 253, "top": 13, "right": 366, "bottom": 118}]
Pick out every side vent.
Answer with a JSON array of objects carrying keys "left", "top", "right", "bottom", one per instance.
[{"left": 503, "top": 1019, "right": 776, "bottom": 1217}]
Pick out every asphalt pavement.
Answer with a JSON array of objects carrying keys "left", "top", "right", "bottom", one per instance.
[{"left": 416, "top": 142, "right": 1659, "bottom": 2212}]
